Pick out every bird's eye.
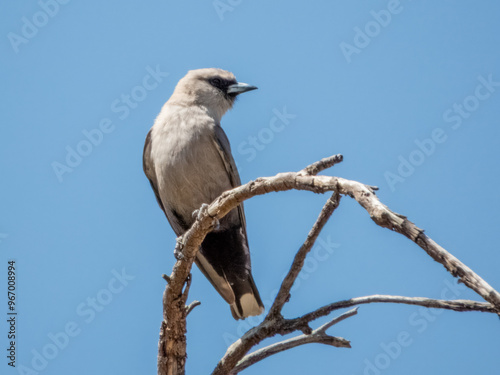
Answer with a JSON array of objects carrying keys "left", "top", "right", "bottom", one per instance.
[{"left": 210, "top": 78, "right": 222, "bottom": 87}]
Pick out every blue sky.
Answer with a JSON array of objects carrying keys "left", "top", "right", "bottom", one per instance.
[{"left": 1, "top": 1, "right": 500, "bottom": 374}]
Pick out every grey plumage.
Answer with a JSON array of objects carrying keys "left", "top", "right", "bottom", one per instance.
[{"left": 143, "top": 68, "right": 264, "bottom": 319}]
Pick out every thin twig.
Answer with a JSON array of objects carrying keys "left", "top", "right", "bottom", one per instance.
[
  {"left": 299, "top": 154, "right": 344, "bottom": 175},
  {"left": 185, "top": 300, "right": 201, "bottom": 316},
  {"left": 268, "top": 192, "right": 341, "bottom": 318},
  {"left": 294, "top": 295, "right": 495, "bottom": 327},
  {"left": 317, "top": 307, "right": 359, "bottom": 331}
]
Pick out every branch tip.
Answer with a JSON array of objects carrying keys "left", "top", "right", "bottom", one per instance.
[
  {"left": 300, "top": 154, "right": 344, "bottom": 176},
  {"left": 162, "top": 274, "right": 171, "bottom": 283},
  {"left": 186, "top": 300, "right": 201, "bottom": 316}
]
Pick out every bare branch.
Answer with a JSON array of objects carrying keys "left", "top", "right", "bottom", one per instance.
[
  {"left": 219, "top": 295, "right": 495, "bottom": 375},
  {"left": 299, "top": 154, "right": 344, "bottom": 175},
  {"left": 231, "top": 309, "right": 357, "bottom": 374},
  {"left": 162, "top": 274, "right": 171, "bottom": 283},
  {"left": 229, "top": 293, "right": 495, "bottom": 374},
  {"left": 268, "top": 192, "right": 341, "bottom": 318},
  {"left": 293, "top": 295, "right": 496, "bottom": 329},
  {"left": 317, "top": 307, "right": 359, "bottom": 331},
  {"left": 231, "top": 334, "right": 349, "bottom": 375},
  {"left": 185, "top": 300, "right": 201, "bottom": 316}
]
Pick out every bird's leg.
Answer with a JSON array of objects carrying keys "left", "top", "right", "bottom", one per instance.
[
  {"left": 192, "top": 203, "right": 220, "bottom": 231},
  {"left": 174, "top": 237, "right": 185, "bottom": 260}
]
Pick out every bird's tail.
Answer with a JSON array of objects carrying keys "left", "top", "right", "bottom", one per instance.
[
  {"left": 229, "top": 272, "right": 264, "bottom": 320},
  {"left": 195, "top": 226, "right": 264, "bottom": 320}
]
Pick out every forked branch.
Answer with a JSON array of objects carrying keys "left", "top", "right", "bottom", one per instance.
[{"left": 230, "top": 308, "right": 358, "bottom": 374}]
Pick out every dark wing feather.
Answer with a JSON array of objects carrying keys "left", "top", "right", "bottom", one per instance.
[
  {"left": 212, "top": 125, "right": 247, "bottom": 231},
  {"left": 143, "top": 130, "right": 165, "bottom": 212}
]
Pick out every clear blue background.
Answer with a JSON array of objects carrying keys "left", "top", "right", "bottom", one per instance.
[{"left": 1, "top": 1, "right": 499, "bottom": 374}]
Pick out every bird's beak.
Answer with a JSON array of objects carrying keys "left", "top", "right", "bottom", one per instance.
[{"left": 227, "top": 82, "right": 258, "bottom": 95}]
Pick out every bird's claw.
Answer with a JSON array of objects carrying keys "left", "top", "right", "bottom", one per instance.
[
  {"left": 192, "top": 203, "right": 210, "bottom": 221},
  {"left": 174, "top": 238, "right": 185, "bottom": 260},
  {"left": 192, "top": 203, "right": 220, "bottom": 230}
]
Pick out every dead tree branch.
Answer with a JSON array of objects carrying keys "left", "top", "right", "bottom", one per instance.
[
  {"left": 227, "top": 294, "right": 494, "bottom": 375},
  {"left": 288, "top": 295, "right": 495, "bottom": 335},
  {"left": 185, "top": 300, "right": 201, "bottom": 316},
  {"left": 157, "top": 154, "right": 500, "bottom": 375},
  {"left": 299, "top": 153, "right": 344, "bottom": 175},
  {"left": 230, "top": 308, "right": 357, "bottom": 374}
]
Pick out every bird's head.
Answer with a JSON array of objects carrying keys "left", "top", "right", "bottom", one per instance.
[{"left": 169, "top": 68, "right": 257, "bottom": 121}]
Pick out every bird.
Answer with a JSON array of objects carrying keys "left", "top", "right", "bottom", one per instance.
[{"left": 143, "top": 68, "right": 264, "bottom": 320}]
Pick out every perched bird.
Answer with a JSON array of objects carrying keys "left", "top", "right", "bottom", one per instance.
[{"left": 143, "top": 68, "right": 264, "bottom": 319}]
